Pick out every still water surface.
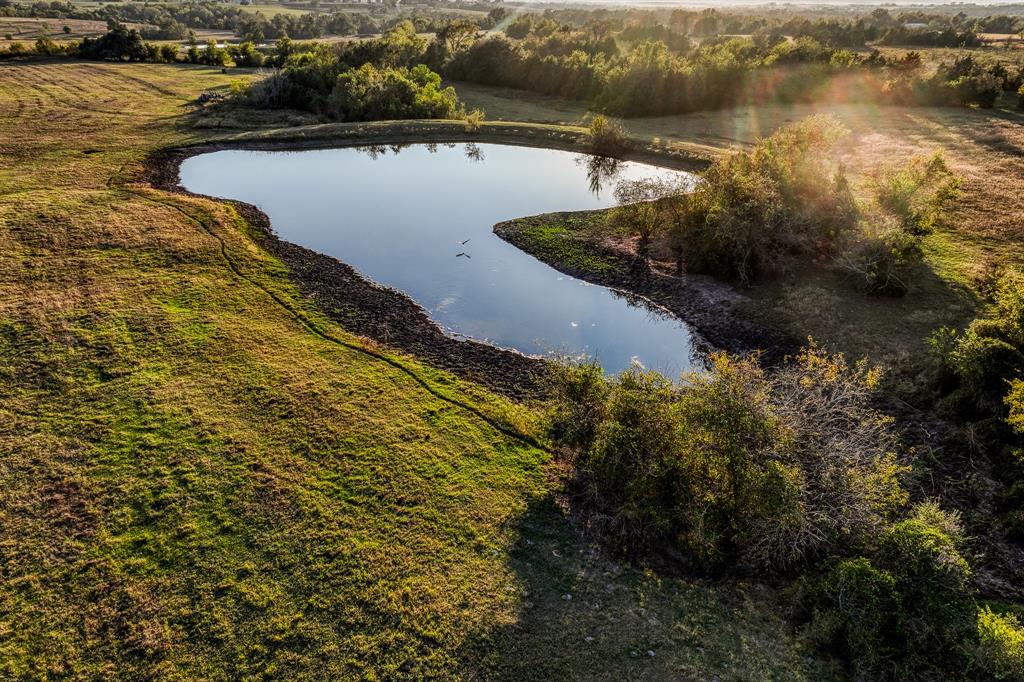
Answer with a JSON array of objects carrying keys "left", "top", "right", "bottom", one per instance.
[{"left": 180, "top": 143, "right": 696, "bottom": 375}]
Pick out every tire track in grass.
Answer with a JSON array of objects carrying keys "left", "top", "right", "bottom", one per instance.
[{"left": 127, "top": 188, "right": 552, "bottom": 454}]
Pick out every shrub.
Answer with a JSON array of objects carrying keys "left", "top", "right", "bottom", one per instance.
[
  {"left": 585, "top": 114, "right": 630, "bottom": 157},
  {"left": 870, "top": 152, "right": 961, "bottom": 235},
  {"left": 750, "top": 347, "right": 906, "bottom": 570},
  {"left": 143, "top": 42, "right": 179, "bottom": 64},
  {"left": 672, "top": 354, "right": 784, "bottom": 566},
  {"left": 78, "top": 22, "right": 147, "bottom": 61},
  {"left": 464, "top": 107, "right": 484, "bottom": 132},
  {"left": 159, "top": 44, "right": 178, "bottom": 63},
  {"left": 201, "top": 40, "right": 229, "bottom": 67},
  {"left": 578, "top": 368, "right": 694, "bottom": 555},
  {"left": 610, "top": 178, "right": 677, "bottom": 261},
  {"left": 877, "top": 503, "right": 974, "bottom": 653},
  {"left": 241, "top": 68, "right": 292, "bottom": 108},
  {"left": 951, "top": 333, "right": 1024, "bottom": 406},
  {"left": 838, "top": 152, "right": 959, "bottom": 296},
  {"left": 818, "top": 557, "right": 900, "bottom": 673},
  {"left": 976, "top": 606, "right": 1024, "bottom": 681},
  {"left": 931, "top": 56, "right": 1005, "bottom": 108},
  {"left": 34, "top": 34, "right": 58, "bottom": 55},
  {"left": 812, "top": 503, "right": 975, "bottom": 679},
  {"left": 230, "top": 40, "right": 264, "bottom": 67},
  {"left": 946, "top": 70, "right": 1003, "bottom": 108},
  {"left": 546, "top": 361, "right": 608, "bottom": 451},
  {"left": 678, "top": 115, "right": 858, "bottom": 282},
  {"left": 839, "top": 223, "right": 923, "bottom": 296},
  {"left": 1, "top": 41, "right": 27, "bottom": 58},
  {"left": 939, "top": 270, "right": 1024, "bottom": 411}
]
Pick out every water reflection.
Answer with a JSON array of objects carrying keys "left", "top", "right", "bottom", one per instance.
[
  {"left": 578, "top": 155, "right": 623, "bottom": 198},
  {"left": 463, "top": 142, "right": 485, "bottom": 162}
]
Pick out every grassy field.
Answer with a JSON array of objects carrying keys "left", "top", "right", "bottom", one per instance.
[
  {"left": 0, "top": 60, "right": 836, "bottom": 679},
  {"left": 457, "top": 80, "right": 1024, "bottom": 385},
  {"left": 0, "top": 18, "right": 240, "bottom": 46}
]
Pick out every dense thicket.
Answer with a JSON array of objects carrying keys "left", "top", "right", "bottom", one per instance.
[
  {"left": 546, "top": 340, "right": 1024, "bottom": 678},
  {"left": 243, "top": 23, "right": 463, "bottom": 121},
  {"left": 934, "top": 270, "right": 1024, "bottom": 435},
  {"left": 666, "top": 115, "right": 858, "bottom": 282},
  {"left": 605, "top": 116, "right": 958, "bottom": 294},
  {"left": 550, "top": 347, "right": 904, "bottom": 572},
  {"left": 548, "top": 339, "right": 1024, "bottom": 680}
]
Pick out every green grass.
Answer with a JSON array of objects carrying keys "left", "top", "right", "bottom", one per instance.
[
  {"left": 0, "top": 60, "right": 833, "bottom": 679},
  {"left": 507, "top": 214, "right": 622, "bottom": 278}
]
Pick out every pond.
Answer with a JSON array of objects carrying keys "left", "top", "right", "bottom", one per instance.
[{"left": 180, "top": 142, "right": 697, "bottom": 375}]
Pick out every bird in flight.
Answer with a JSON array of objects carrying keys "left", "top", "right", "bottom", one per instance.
[
  {"left": 459, "top": 238, "right": 471, "bottom": 245},
  {"left": 456, "top": 252, "right": 471, "bottom": 259}
]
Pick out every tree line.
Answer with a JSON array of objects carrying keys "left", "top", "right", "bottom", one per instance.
[
  {"left": 446, "top": 31, "right": 1021, "bottom": 115},
  {"left": 0, "top": 0, "right": 501, "bottom": 41}
]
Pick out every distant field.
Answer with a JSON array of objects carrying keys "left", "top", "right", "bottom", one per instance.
[
  {"left": 0, "top": 15, "right": 238, "bottom": 43},
  {"left": 979, "top": 32, "right": 1024, "bottom": 47},
  {"left": 874, "top": 43, "right": 1024, "bottom": 64},
  {"left": 0, "top": 17, "right": 139, "bottom": 40}
]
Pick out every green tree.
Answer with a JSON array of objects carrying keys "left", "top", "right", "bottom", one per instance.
[{"left": 327, "top": 63, "right": 460, "bottom": 122}]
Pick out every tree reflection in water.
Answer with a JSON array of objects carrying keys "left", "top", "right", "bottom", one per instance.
[{"left": 578, "top": 154, "right": 623, "bottom": 198}]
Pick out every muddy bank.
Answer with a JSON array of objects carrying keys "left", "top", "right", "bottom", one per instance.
[
  {"left": 144, "top": 146, "right": 550, "bottom": 399},
  {"left": 495, "top": 211, "right": 800, "bottom": 365}
]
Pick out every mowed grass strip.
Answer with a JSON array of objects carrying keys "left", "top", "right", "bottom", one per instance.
[{"left": 0, "top": 61, "right": 834, "bottom": 679}]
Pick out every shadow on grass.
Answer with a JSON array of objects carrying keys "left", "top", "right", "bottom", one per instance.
[
  {"left": 739, "top": 257, "right": 978, "bottom": 384},
  {"left": 457, "top": 495, "right": 839, "bottom": 682}
]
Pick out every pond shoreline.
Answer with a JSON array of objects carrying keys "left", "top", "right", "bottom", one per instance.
[{"left": 141, "top": 124, "right": 782, "bottom": 398}]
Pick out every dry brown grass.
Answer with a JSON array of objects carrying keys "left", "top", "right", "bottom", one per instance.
[{"left": 0, "top": 17, "right": 139, "bottom": 41}]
